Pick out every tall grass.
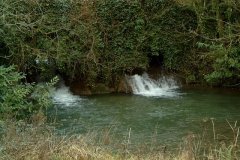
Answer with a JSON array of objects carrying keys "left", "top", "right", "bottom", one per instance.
[{"left": 0, "top": 120, "right": 239, "bottom": 160}]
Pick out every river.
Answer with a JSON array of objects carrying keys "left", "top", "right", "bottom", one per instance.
[{"left": 49, "top": 74, "right": 240, "bottom": 148}]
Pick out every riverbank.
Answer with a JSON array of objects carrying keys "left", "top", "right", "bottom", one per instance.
[
  {"left": 66, "top": 69, "right": 240, "bottom": 96},
  {"left": 0, "top": 121, "right": 239, "bottom": 160}
]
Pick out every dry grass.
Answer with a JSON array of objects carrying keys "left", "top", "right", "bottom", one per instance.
[{"left": 0, "top": 120, "right": 239, "bottom": 160}]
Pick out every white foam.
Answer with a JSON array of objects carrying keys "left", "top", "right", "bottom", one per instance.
[
  {"left": 127, "top": 73, "right": 180, "bottom": 97},
  {"left": 52, "top": 85, "right": 81, "bottom": 106}
]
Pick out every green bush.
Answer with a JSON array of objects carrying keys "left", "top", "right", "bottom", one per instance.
[
  {"left": 204, "top": 46, "right": 240, "bottom": 85},
  {"left": 0, "top": 66, "right": 57, "bottom": 120}
]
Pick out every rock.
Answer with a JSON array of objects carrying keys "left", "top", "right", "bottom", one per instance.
[
  {"left": 117, "top": 77, "right": 132, "bottom": 93},
  {"left": 70, "top": 81, "right": 92, "bottom": 96},
  {"left": 69, "top": 76, "right": 133, "bottom": 95},
  {"left": 92, "top": 83, "right": 112, "bottom": 94}
]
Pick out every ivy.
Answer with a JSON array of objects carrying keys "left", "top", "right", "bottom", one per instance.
[{"left": 0, "top": 0, "right": 240, "bottom": 86}]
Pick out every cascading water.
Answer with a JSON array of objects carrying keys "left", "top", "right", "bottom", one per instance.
[
  {"left": 127, "top": 73, "right": 180, "bottom": 97},
  {"left": 52, "top": 84, "right": 81, "bottom": 107}
]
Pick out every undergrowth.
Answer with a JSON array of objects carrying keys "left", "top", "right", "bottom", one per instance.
[{"left": 0, "top": 120, "right": 239, "bottom": 160}]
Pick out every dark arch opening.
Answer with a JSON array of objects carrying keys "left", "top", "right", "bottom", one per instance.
[
  {"left": 0, "top": 42, "right": 10, "bottom": 64},
  {"left": 148, "top": 54, "right": 163, "bottom": 68},
  {"left": 147, "top": 54, "right": 164, "bottom": 78}
]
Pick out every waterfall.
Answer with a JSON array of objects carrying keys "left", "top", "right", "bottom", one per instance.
[
  {"left": 52, "top": 84, "right": 81, "bottom": 107},
  {"left": 127, "top": 73, "right": 180, "bottom": 97}
]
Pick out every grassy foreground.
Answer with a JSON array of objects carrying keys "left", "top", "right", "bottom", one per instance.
[{"left": 0, "top": 121, "right": 239, "bottom": 160}]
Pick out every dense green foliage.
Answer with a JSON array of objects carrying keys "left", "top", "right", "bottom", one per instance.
[
  {"left": 0, "top": 0, "right": 240, "bottom": 86},
  {"left": 186, "top": 0, "right": 240, "bottom": 85},
  {"left": 0, "top": 66, "right": 56, "bottom": 119}
]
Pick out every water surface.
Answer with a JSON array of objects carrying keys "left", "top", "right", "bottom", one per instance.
[{"left": 49, "top": 86, "right": 240, "bottom": 147}]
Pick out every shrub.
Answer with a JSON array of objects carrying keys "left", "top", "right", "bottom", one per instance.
[{"left": 0, "top": 66, "right": 57, "bottom": 120}]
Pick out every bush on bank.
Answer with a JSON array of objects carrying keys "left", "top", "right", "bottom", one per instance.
[{"left": 0, "top": 66, "right": 56, "bottom": 120}]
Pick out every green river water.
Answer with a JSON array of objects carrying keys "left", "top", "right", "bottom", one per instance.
[{"left": 49, "top": 84, "right": 240, "bottom": 147}]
